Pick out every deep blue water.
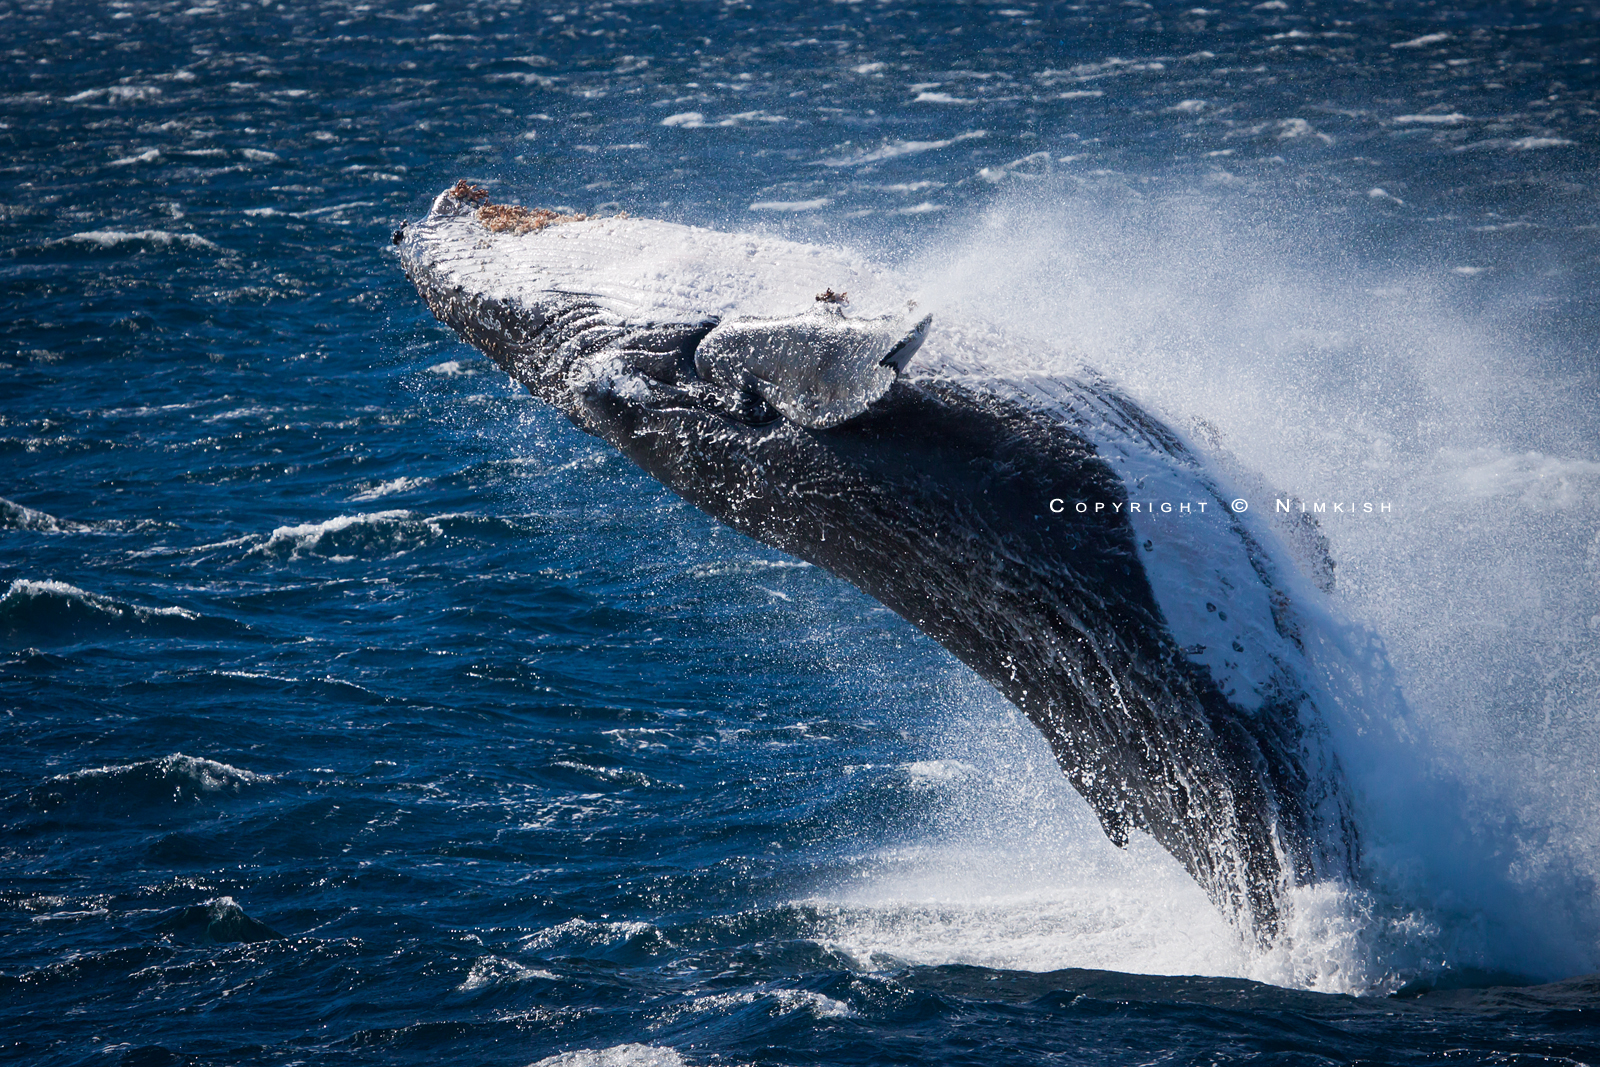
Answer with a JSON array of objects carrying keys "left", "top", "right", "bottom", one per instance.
[{"left": 4, "top": 1, "right": 1600, "bottom": 1064}]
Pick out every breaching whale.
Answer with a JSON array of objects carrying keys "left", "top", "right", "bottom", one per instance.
[{"left": 397, "top": 181, "right": 1359, "bottom": 946}]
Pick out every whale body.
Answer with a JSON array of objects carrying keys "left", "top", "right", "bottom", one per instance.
[{"left": 397, "top": 182, "right": 1358, "bottom": 945}]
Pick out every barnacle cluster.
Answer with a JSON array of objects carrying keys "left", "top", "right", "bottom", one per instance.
[
  {"left": 479, "top": 203, "right": 586, "bottom": 234},
  {"left": 447, "top": 179, "right": 627, "bottom": 235}
]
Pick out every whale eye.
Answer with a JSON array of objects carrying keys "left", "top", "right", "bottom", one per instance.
[
  {"left": 1206, "top": 602, "right": 1217, "bottom": 612},
  {"left": 617, "top": 320, "right": 719, "bottom": 386},
  {"left": 1143, "top": 540, "right": 1153, "bottom": 551}
]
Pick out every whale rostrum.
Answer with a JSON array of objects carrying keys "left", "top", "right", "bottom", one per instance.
[{"left": 398, "top": 182, "right": 1360, "bottom": 947}]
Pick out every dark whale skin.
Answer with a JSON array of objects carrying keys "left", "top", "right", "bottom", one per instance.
[{"left": 399, "top": 203, "right": 1358, "bottom": 946}]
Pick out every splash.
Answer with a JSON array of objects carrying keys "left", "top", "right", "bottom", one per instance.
[
  {"left": 528, "top": 1046, "right": 684, "bottom": 1067},
  {"left": 860, "top": 184, "right": 1600, "bottom": 989}
]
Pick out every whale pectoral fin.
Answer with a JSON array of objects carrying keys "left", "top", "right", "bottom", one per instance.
[
  {"left": 880, "top": 313, "right": 931, "bottom": 374},
  {"left": 1067, "top": 767, "right": 1133, "bottom": 848},
  {"left": 1093, "top": 803, "right": 1133, "bottom": 849},
  {"left": 693, "top": 307, "right": 933, "bottom": 429}
]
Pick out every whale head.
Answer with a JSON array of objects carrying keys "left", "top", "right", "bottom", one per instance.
[{"left": 398, "top": 181, "right": 931, "bottom": 430}]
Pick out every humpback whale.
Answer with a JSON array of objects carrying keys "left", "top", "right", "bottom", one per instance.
[{"left": 397, "top": 181, "right": 1359, "bottom": 946}]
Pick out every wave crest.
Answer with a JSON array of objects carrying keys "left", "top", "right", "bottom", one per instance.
[
  {"left": 156, "top": 896, "right": 284, "bottom": 945},
  {"left": 255, "top": 510, "right": 443, "bottom": 561},
  {"left": 529, "top": 1045, "right": 684, "bottom": 1067},
  {"left": 30, "top": 753, "right": 269, "bottom": 813},
  {"left": 46, "top": 229, "right": 220, "bottom": 251},
  {"left": 0, "top": 579, "right": 202, "bottom": 645},
  {"left": 456, "top": 956, "right": 555, "bottom": 992},
  {"left": 0, "top": 497, "right": 89, "bottom": 533}
]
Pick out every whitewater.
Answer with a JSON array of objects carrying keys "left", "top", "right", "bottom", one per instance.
[
  {"left": 890, "top": 190, "right": 1600, "bottom": 989},
  {"left": 401, "top": 178, "right": 1600, "bottom": 993}
]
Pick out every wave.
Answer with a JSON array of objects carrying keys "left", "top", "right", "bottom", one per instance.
[
  {"left": 522, "top": 918, "right": 665, "bottom": 952},
  {"left": 817, "top": 129, "right": 987, "bottom": 167},
  {"left": 548, "top": 760, "right": 673, "bottom": 790},
  {"left": 254, "top": 510, "right": 443, "bottom": 561},
  {"left": 0, "top": 496, "right": 89, "bottom": 533},
  {"left": 749, "top": 197, "right": 834, "bottom": 213},
  {"left": 530, "top": 1046, "right": 683, "bottom": 1067},
  {"left": 674, "top": 987, "right": 853, "bottom": 1021},
  {"left": 455, "top": 956, "right": 556, "bottom": 992},
  {"left": 29, "top": 753, "right": 269, "bottom": 814},
  {"left": 423, "top": 360, "right": 477, "bottom": 377},
  {"left": 46, "top": 229, "right": 221, "bottom": 251},
  {"left": 63, "top": 84, "right": 163, "bottom": 104},
  {"left": 519, "top": 919, "right": 671, "bottom": 968},
  {"left": 0, "top": 579, "right": 208, "bottom": 646},
  {"left": 156, "top": 896, "right": 283, "bottom": 945},
  {"left": 348, "top": 476, "right": 432, "bottom": 502},
  {"left": 125, "top": 511, "right": 533, "bottom": 566}
]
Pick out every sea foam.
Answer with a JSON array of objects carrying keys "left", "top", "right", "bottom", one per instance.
[
  {"left": 30, "top": 754, "right": 269, "bottom": 813},
  {"left": 254, "top": 510, "right": 443, "bottom": 561},
  {"left": 528, "top": 1046, "right": 683, "bottom": 1067},
  {"left": 879, "top": 184, "right": 1600, "bottom": 987}
]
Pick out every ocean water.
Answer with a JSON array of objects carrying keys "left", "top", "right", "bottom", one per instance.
[{"left": 3, "top": 0, "right": 1599, "bottom": 1064}]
